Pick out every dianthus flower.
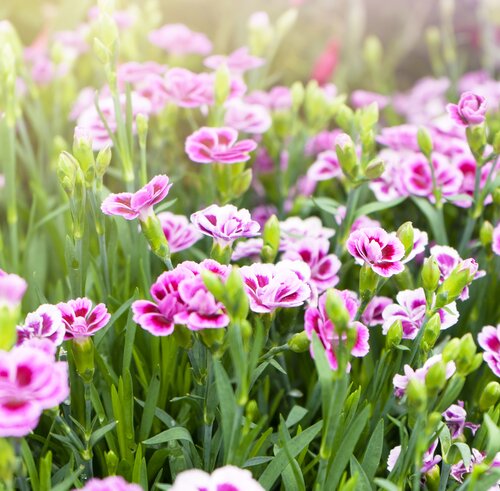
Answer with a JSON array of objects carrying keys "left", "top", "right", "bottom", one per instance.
[
  {"left": 157, "top": 212, "right": 202, "bottom": 253},
  {"left": 478, "top": 324, "right": 500, "bottom": 377},
  {"left": 204, "top": 47, "right": 264, "bottom": 74},
  {"left": 447, "top": 92, "right": 487, "bottom": 126},
  {"left": 17, "top": 304, "right": 65, "bottom": 347},
  {"left": 76, "top": 476, "right": 143, "bottom": 491},
  {"left": 57, "top": 298, "right": 110, "bottom": 340},
  {"left": 148, "top": 23, "right": 212, "bottom": 55}
]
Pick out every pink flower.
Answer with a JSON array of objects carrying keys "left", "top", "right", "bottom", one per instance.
[
  {"left": 492, "top": 223, "right": 500, "bottom": 256},
  {"left": 387, "top": 441, "right": 441, "bottom": 474},
  {"left": 0, "top": 345, "right": 69, "bottom": 437},
  {"left": 190, "top": 204, "right": 260, "bottom": 246},
  {"left": 346, "top": 227, "right": 405, "bottom": 277},
  {"left": 232, "top": 239, "right": 264, "bottom": 261},
  {"left": 117, "top": 61, "right": 167, "bottom": 86},
  {"left": 245, "top": 86, "right": 292, "bottom": 111},
  {"left": 58, "top": 298, "right": 110, "bottom": 340},
  {"left": 101, "top": 175, "right": 172, "bottom": 221},
  {"left": 443, "top": 401, "right": 479, "bottom": 439},
  {"left": 307, "top": 150, "right": 343, "bottom": 182},
  {"left": 204, "top": 47, "right": 264, "bottom": 74},
  {"left": 451, "top": 449, "right": 500, "bottom": 483},
  {"left": 0, "top": 269, "right": 27, "bottom": 308},
  {"left": 240, "top": 261, "right": 311, "bottom": 313},
  {"left": 76, "top": 476, "right": 143, "bottom": 491},
  {"left": 132, "top": 260, "right": 229, "bottom": 335},
  {"left": 447, "top": 92, "right": 487, "bottom": 126},
  {"left": 478, "top": 324, "right": 500, "bottom": 377},
  {"left": 377, "top": 125, "right": 420, "bottom": 152},
  {"left": 305, "top": 290, "right": 369, "bottom": 371},
  {"left": 148, "top": 23, "right": 212, "bottom": 55},
  {"left": 280, "top": 216, "right": 335, "bottom": 247},
  {"left": 393, "top": 354, "right": 455, "bottom": 397},
  {"left": 185, "top": 127, "right": 257, "bottom": 164},
  {"left": 304, "top": 130, "right": 342, "bottom": 157},
  {"left": 17, "top": 304, "right": 65, "bottom": 347},
  {"left": 251, "top": 205, "right": 278, "bottom": 228},
  {"left": 224, "top": 100, "right": 272, "bottom": 134},
  {"left": 362, "top": 296, "right": 392, "bottom": 327},
  {"left": 311, "top": 38, "right": 339, "bottom": 86},
  {"left": 454, "top": 155, "right": 495, "bottom": 208},
  {"left": 157, "top": 212, "right": 202, "bottom": 253},
  {"left": 163, "top": 68, "right": 213, "bottom": 108},
  {"left": 382, "top": 288, "right": 459, "bottom": 340},
  {"left": 351, "top": 90, "right": 389, "bottom": 109},
  {"left": 281, "top": 238, "right": 341, "bottom": 294},
  {"left": 170, "top": 465, "right": 264, "bottom": 491}
]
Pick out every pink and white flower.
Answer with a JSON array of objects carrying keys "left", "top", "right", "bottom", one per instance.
[
  {"left": 163, "top": 68, "right": 213, "bottom": 108},
  {"left": 0, "top": 344, "right": 69, "bottom": 437},
  {"left": 478, "top": 324, "right": 500, "bottom": 377},
  {"left": 204, "top": 47, "right": 264, "bottom": 74},
  {"left": 57, "top": 298, "right": 110, "bottom": 340},
  {"left": 0, "top": 269, "right": 27, "bottom": 309},
  {"left": 190, "top": 204, "right": 260, "bottom": 246},
  {"left": 224, "top": 100, "right": 272, "bottom": 134},
  {"left": 351, "top": 90, "right": 389, "bottom": 110},
  {"left": 305, "top": 289, "right": 369, "bottom": 371},
  {"left": 493, "top": 223, "right": 500, "bottom": 256},
  {"left": 157, "top": 212, "right": 202, "bottom": 253},
  {"left": 447, "top": 92, "right": 487, "bottom": 126},
  {"left": 245, "top": 86, "right": 292, "bottom": 111},
  {"left": 76, "top": 476, "right": 142, "bottom": 491},
  {"left": 170, "top": 465, "right": 264, "bottom": 491},
  {"left": 148, "top": 23, "right": 212, "bottom": 56},
  {"left": 232, "top": 239, "right": 264, "bottom": 261},
  {"left": 101, "top": 175, "right": 172, "bottom": 221},
  {"left": 346, "top": 227, "right": 405, "bottom": 277},
  {"left": 451, "top": 449, "right": 500, "bottom": 483},
  {"left": 453, "top": 155, "right": 495, "bottom": 208},
  {"left": 361, "top": 296, "right": 392, "bottom": 327},
  {"left": 307, "top": 150, "right": 343, "bottom": 182},
  {"left": 387, "top": 441, "right": 441, "bottom": 474},
  {"left": 17, "top": 304, "right": 65, "bottom": 347},
  {"left": 280, "top": 216, "right": 335, "bottom": 247},
  {"left": 443, "top": 401, "right": 479, "bottom": 439},
  {"left": 185, "top": 127, "right": 257, "bottom": 164}
]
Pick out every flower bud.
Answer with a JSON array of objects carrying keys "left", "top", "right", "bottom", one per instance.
[
  {"left": 421, "top": 256, "right": 441, "bottom": 293},
  {"left": 479, "top": 381, "right": 500, "bottom": 412},
  {"left": 201, "top": 270, "right": 225, "bottom": 301},
  {"left": 288, "top": 331, "right": 310, "bottom": 353},
  {"left": 214, "top": 64, "right": 231, "bottom": 106},
  {"left": 359, "top": 103, "right": 379, "bottom": 132},
  {"left": 397, "top": 221, "right": 415, "bottom": 257},
  {"left": 71, "top": 337, "right": 95, "bottom": 383},
  {"left": 435, "top": 268, "right": 470, "bottom": 308},
  {"left": 105, "top": 450, "right": 119, "bottom": 475},
  {"left": 245, "top": 399, "right": 259, "bottom": 422},
  {"left": 93, "top": 37, "right": 111, "bottom": 64},
  {"left": 57, "top": 151, "right": 80, "bottom": 196},
  {"left": 421, "top": 313, "right": 441, "bottom": 352},
  {"left": 231, "top": 168, "right": 253, "bottom": 200},
  {"left": 335, "top": 133, "right": 358, "bottom": 178},
  {"left": 335, "top": 105, "right": 354, "bottom": 133},
  {"left": 455, "top": 334, "right": 478, "bottom": 375},
  {"left": 225, "top": 267, "right": 249, "bottom": 321},
  {"left": 136, "top": 113, "right": 149, "bottom": 148},
  {"left": 442, "top": 338, "right": 460, "bottom": 362},
  {"left": 466, "top": 126, "right": 487, "bottom": 161},
  {"left": 385, "top": 319, "right": 403, "bottom": 349},
  {"left": 480, "top": 221, "right": 493, "bottom": 247},
  {"left": 363, "top": 35, "right": 383, "bottom": 66},
  {"left": 417, "top": 127, "right": 433, "bottom": 159},
  {"left": 98, "top": 12, "right": 119, "bottom": 48},
  {"left": 140, "top": 214, "right": 171, "bottom": 265},
  {"left": 359, "top": 263, "right": 379, "bottom": 300},
  {"left": 290, "top": 81, "right": 304, "bottom": 112},
  {"left": 276, "top": 8, "right": 298, "bottom": 38},
  {"left": 425, "top": 360, "right": 447, "bottom": 393},
  {"left": 425, "top": 461, "right": 440, "bottom": 491},
  {"left": 261, "top": 215, "right": 280, "bottom": 263},
  {"left": 241, "top": 320, "right": 252, "bottom": 346},
  {"left": 325, "top": 289, "right": 350, "bottom": 333},
  {"left": 364, "top": 158, "right": 385, "bottom": 180},
  {"left": 96, "top": 146, "right": 112, "bottom": 178},
  {"left": 407, "top": 379, "right": 428, "bottom": 412},
  {"left": 210, "top": 241, "right": 232, "bottom": 265},
  {"left": 73, "top": 133, "right": 95, "bottom": 184},
  {"left": 173, "top": 324, "right": 193, "bottom": 350}
]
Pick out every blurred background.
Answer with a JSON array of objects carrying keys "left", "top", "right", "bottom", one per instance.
[{"left": 2, "top": 0, "right": 500, "bottom": 90}]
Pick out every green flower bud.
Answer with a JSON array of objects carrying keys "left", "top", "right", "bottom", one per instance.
[
  {"left": 359, "top": 263, "right": 379, "bottom": 300},
  {"left": 466, "top": 126, "right": 487, "bottom": 161},
  {"left": 231, "top": 168, "right": 253, "bottom": 200},
  {"left": 479, "top": 381, "right": 500, "bottom": 411},
  {"left": 290, "top": 81, "right": 304, "bottom": 112},
  {"left": 335, "top": 134, "right": 358, "bottom": 178},
  {"left": 140, "top": 214, "right": 171, "bottom": 265},
  {"left": 417, "top": 127, "right": 433, "bottom": 158},
  {"left": 455, "top": 334, "right": 478, "bottom": 375},
  {"left": 96, "top": 145, "right": 112, "bottom": 178},
  {"left": 435, "top": 265, "right": 471, "bottom": 308},
  {"left": 442, "top": 338, "right": 460, "bottom": 362},
  {"left": 202, "top": 270, "right": 225, "bottom": 301},
  {"left": 98, "top": 12, "right": 119, "bottom": 49},
  {"left": 71, "top": 337, "right": 95, "bottom": 383},
  {"left": 214, "top": 64, "right": 231, "bottom": 106},
  {"left": 245, "top": 399, "right": 259, "bottom": 422},
  {"left": 363, "top": 35, "right": 383, "bottom": 65},
  {"left": 386, "top": 319, "right": 403, "bottom": 349},
  {"left": 241, "top": 320, "right": 252, "bottom": 346},
  {"left": 57, "top": 151, "right": 79, "bottom": 196},
  {"left": 359, "top": 103, "right": 379, "bottom": 131},
  {"left": 276, "top": 8, "right": 298, "bottom": 38},
  {"left": 480, "top": 221, "right": 493, "bottom": 247},
  {"left": 225, "top": 267, "right": 249, "bottom": 321},
  {"left": 364, "top": 158, "right": 385, "bottom": 180},
  {"left": 494, "top": 187, "right": 500, "bottom": 206},
  {"left": 73, "top": 133, "right": 95, "bottom": 183},
  {"left": 397, "top": 221, "right": 415, "bottom": 257},
  {"left": 136, "top": 113, "right": 149, "bottom": 148},
  {"left": 406, "top": 379, "right": 428, "bottom": 412},
  {"left": 425, "top": 360, "right": 447, "bottom": 393},
  {"left": 261, "top": 215, "right": 280, "bottom": 263},
  {"left": 105, "top": 450, "right": 119, "bottom": 475},
  {"left": 335, "top": 105, "right": 354, "bottom": 133},
  {"left": 421, "top": 313, "right": 441, "bottom": 352},
  {"left": 325, "top": 289, "right": 350, "bottom": 334},
  {"left": 199, "top": 328, "right": 225, "bottom": 349},
  {"left": 210, "top": 241, "right": 232, "bottom": 265},
  {"left": 425, "top": 460, "right": 441, "bottom": 491},
  {"left": 288, "top": 331, "right": 310, "bottom": 353},
  {"left": 421, "top": 256, "right": 441, "bottom": 293},
  {"left": 173, "top": 325, "right": 193, "bottom": 350}
]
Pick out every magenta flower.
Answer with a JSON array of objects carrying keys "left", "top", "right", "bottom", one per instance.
[
  {"left": 346, "top": 227, "right": 405, "bottom": 277},
  {"left": 393, "top": 354, "right": 455, "bottom": 397},
  {"left": 232, "top": 239, "right": 264, "bottom": 261},
  {"left": 17, "top": 304, "right": 65, "bottom": 347},
  {"left": 0, "top": 269, "right": 27, "bottom": 308},
  {"left": 0, "top": 345, "right": 69, "bottom": 437},
  {"left": 185, "top": 127, "right": 257, "bottom": 164},
  {"left": 240, "top": 261, "right": 311, "bottom": 313},
  {"left": 132, "top": 260, "right": 229, "bottom": 335},
  {"left": 101, "top": 175, "right": 172, "bottom": 221},
  {"left": 454, "top": 155, "right": 495, "bottom": 208},
  {"left": 170, "top": 465, "right": 264, "bottom": 491},
  {"left": 447, "top": 92, "right": 487, "bottom": 126},
  {"left": 443, "top": 401, "right": 479, "bottom": 439},
  {"left": 281, "top": 238, "right": 341, "bottom": 294},
  {"left": 305, "top": 130, "right": 341, "bottom": 157},
  {"left": 76, "top": 476, "right": 142, "bottom": 491},
  {"left": 251, "top": 204, "right": 278, "bottom": 228},
  {"left": 377, "top": 125, "right": 420, "bottom": 152},
  {"left": 478, "top": 324, "right": 500, "bottom": 377},
  {"left": 204, "top": 47, "right": 264, "bottom": 74},
  {"left": 382, "top": 288, "right": 458, "bottom": 340},
  {"left": 451, "top": 449, "right": 500, "bottom": 483},
  {"left": 305, "top": 289, "right": 369, "bottom": 371},
  {"left": 163, "top": 68, "right": 213, "bottom": 108},
  {"left": 57, "top": 298, "right": 110, "bottom": 340},
  {"left": 307, "top": 150, "right": 343, "bottom": 182},
  {"left": 361, "top": 296, "right": 392, "bottom": 327},
  {"left": 224, "top": 100, "right": 272, "bottom": 134},
  {"left": 493, "top": 223, "right": 500, "bottom": 256},
  {"left": 157, "top": 212, "right": 202, "bottom": 253},
  {"left": 148, "top": 23, "right": 212, "bottom": 55},
  {"left": 387, "top": 441, "right": 441, "bottom": 474},
  {"left": 190, "top": 204, "right": 260, "bottom": 246}
]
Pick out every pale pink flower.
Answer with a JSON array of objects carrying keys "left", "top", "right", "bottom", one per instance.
[
  {"left": 117, "top": 61, "right": 167, "bottom": 86},
  {"left": 493, "top": 223, "right": 500, "bottom": 256},
  {"left": 76, "top": 476, "right": 142, "bottom": 491},
  {"left": 185, "top": 127, "right": 257, "bottom": 164},
  {"left": 451, "top": 449, "right": 500, "bottom": 483},
  {"left": 224, "top": 100, "right": 271, "bottom": 134},
  {"left": 251, "top": 205, "right": 278, "bottom": 228},
  {"left": 245, "top": 86, "right": 292, "bottom": 111},
  {"left": 443, "top": 401, "right": 479, "bottom": 439},
  {"left": 382, "top": 288, "right": 459, "bottom": 340},
  {"left": 362, "top": 296, "right": 392, "bottom": 327},
  {"left": 307, "top": 150, "right": 343, "bottom": 181},
  {"left": 280, "top": 216, "right": 335, "bottom": 246},
  {"left": 454, "top": 155, "right": 495, "bottom": 208},
  {"left": 101, "top": 175, "right": 172, "bottom": 221},
  {"left": 148, "top": 23, "right": 212, "bottom": 55},
  {"left": 478, "top": 324, "right": 500, "bottom": 377},
  {"left": 88, "top": 6, "right": 136, "bottom": 29},
  {"left": 0, "top": 269, "right": 27, "bottom": 309},
  {"left": 0, "top": 345, "right": 69, "bottom": 437},
  {"left": 305, "top": 289, "right": 369, "bottom": 371},
  {"left": 377, "top": 125, "right": 420, "bottom": 152},
  {"left": 346, "top": 227, "right": 405, "bottom": 277},
  {"left": 58, "top": 298, "right": 110, "bottom": 340},
  {"left": 240, "top": 261, "right": 311, "bottom": 313},
  {"left": 447, "top": 92, "right": 487, "bottom": 126},
  {"left": 163, "top": 68, "right": 213, "bottom": 108},
  {"left": 157, "top": 212, "right": 202, "bottom": 253},
  {"left": 190, "top": 204, "right": 260, "bottom": 246},
  {"left": 387, "top": 441, "right": 441, "bottom": 474},
  {"left": 171, "top": 465, "right": 264, "bottom": 491},
  {"left": 351, "top": 90, "right": 389, "bottom": 109},
  {"left": 204, "top": 47, "right": 264, "bottom": 74},
  {"left": 304, "top": 130, "right": 342, "bottom": 157},
  {"left": 17, "top": 304, "right": 65, "bottom": 347},
  {"left": 232, "top": 239, "right": 264, "bottom": 261},
  {"left": 70, "top": 87, "right": 96, "bottom": 121},
  {"left": 52, "top": 27, "right": 90, "bottom": 58}
]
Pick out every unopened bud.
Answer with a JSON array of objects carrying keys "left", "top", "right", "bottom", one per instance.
[
  {"left": 480, "top": 221, "right": 493, "bottom": 247},
  {"left": 71, "top": 337, "right": 95, "bottom": 383},
  {"left": 494, "top": 188, "right": 500, "bottom": 206},
  {"left": 479, "top": 381, "right": 500, "bottom": 411},
  {"left": 73, "top": 133, "right": 95, "bottom": 183},
  {"left": 57, "top": 152, "right": 79, "bottom": 196},
  {"left": 290, "top": 81, "right": 304, "bottom": 112},
  {"left": 364, "top": 158, "right": 385, "bottom": 179},
  {"left": 105, "top": 450, "right": 119, "bottom": 475},
  {"left": 359, "top": 263, "right": 379, "bottom": 300},
  {"left": 442, "top": 338, "right": 460, "bottom": 363},
  {"left": 96, "top": 146, "right": 112, "bottom": 178},
  {"left": 493, "top": 131, "right": 500, "bottom": 154},
  {"left": 407, "top": 379, "right": 428, "bottom": 412},
  {"left": 421, "top": 313, "right": 441, "bottom": 352},
  {"left": 335, "top": 105, "right": 354, "bottom": 133},
  {"left": 325, "top": 289, "right": 350, "bottom": 333},
  {"left": 93, "top": 37, "right": 111, "bottom": 64},
  {"left": 140, "top": 214, "right": 171, "bottom": 264},
  {"left": 466, "top": 126, "right": 487, "bottom": 161},
  {"left": 202, "top": 270, "right": 225, "bottom": 301},
  {"left": 421, "top": 256, "right": 441, "bottom": 293},
  {"left": 98, "top": 12, "right": 119, "bottom": 48},
  {"left": 386, "top": 319, "right": 403, "bottom": 349},
  {"left": 225, "top": 267, "right": 249, "bottom": 321},
  {"left": 246, "top": 399, "right": 259, "bottom": 421},
  {"left": 397, "top": 221, "right": 415, "bottom": 257},
  {"left": 261, "top": 215, "right": 280, "bottom": 263},
  {"left": 288, "top": 331, "right": 310, "bottom": 353},
  {"left": 425, "top": 360, "right": 447, "bottom": 393},
  {"left": 214, "top": 64, "right": 231, "bottom": 106},
  {"left": 199, "top": 327, "right": 225, "bottom": 349},
  {"left": 455, "top": 334, "right": 478, "bottom": 375},
  {"left": 210, "top": 242, "right": 232, "bottom": 265},
  {"left": 417, "top": 127, "right": 433, "bottom": 158}
]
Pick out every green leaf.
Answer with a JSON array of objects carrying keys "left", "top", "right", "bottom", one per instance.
[
  {"left": 313, "top": 197, "right": 341, "bottom": 215},
  {"left": 450, "top": 443, "right": 471, "bottom": 468},
  {"left": 50, "top": 466, "right": 84, "bottom": 491},
  {"left": 354, "top": 197, "right": 406, "bottom": 218},
  {"left": 349, "top": 456, "right": 372, "bottom": 491},
  {"left": 155, "top": 198, "right": 178, "bottom": 213},
  {"left": 411, "top": 197, "right": 447, "bottom": 244},
  {"left": 484, "top": 414, "right": 500, "bottom": 456},
  {"left": 143, "top": 427, "right": 194, "bottom": 446},
  {"left": 361, "top": 419, "right": 384, "bottom": 480},
  {"left": 285, "top": 406, "right": 308, "bottom": 428},
  {"left": 373, "top": 478, "right": 402, "bottom": 491},
  {"left": 21, "top": 439, "right": 40, "bottom": 491},
  {"left": 438, "top": 423, "right": 452, "bottom": 460},
  {"left": 139, "top": 366, "right": 162, "bottom": 441},
  {"left": 90, "top": 421, "right": 117, "bottom": 447}
]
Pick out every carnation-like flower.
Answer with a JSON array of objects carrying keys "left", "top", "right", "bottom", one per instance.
[
  {"left": 17, "top": 304, "right": 65, "bottom": 347},
  {"left": 493, "top": 223, "right": 500, "bottom": 256},
  {"left": 387, "top": 441, "right": 441, "bottom": 474},
  {"left": 163, "top": 68, "right": 213, "bottom": 108},
  {"left": 362, "top": 296, "right": 392, "bottom": 327},
  {"left": 245, "top": 86, "right": 292, "bottom": 111},
  {"left": 0, "top": 269, "right": 27, "bottom": 309},
  {"left": 451, "top": 449, "right": 500, "bottom": 483},
  {"left": 132, "top": 260, "right": 230, "bottom": 335},
  {"left": 204, "top": 47, "right": 264, "bottom": 74},
  {"left": 280, "top": 216, "right": 335, "bottom": 247},
  {"left": 307, "top": 150, "right": 343, "bottom": 182},
  {"left": 443, "top": 401, "right": 479, "bottom": 439},
  {"left": 190, "top": 204, "right": 260, "bottom": 246},
  {"left": 454, "top": 155, "right": 495, "bottom": 208},
  {"left": 0, "top": 345, "right": 69, "bottom": 437},
  {"left": 351, "top": 90, "right": 389, "bottom": 109},
  {"left": 346, "top": 227, "right": 405, "bottom": 277},
  {"left": 58, "top": 298, "right": 111, "bottom": 340},
  {"left": 224, "top": 100, "right": 272, "bottom": 134},
  {"left": 304, "top": 289, "right": 369, "bottom": 371},
  {"left": 170, "top": 465, "right": 264, "bottom": 491},
  {"left": 232, "top": 238, "right": 264, "bottom": 261},
  {"left": 185, "top": 127, "right": 257, "bottom": 164},
  {"left": 478, "top": 324, "right": 500, "bottom": 377},
  {"left": 240, "top": 261, "right": 311, "bottom": 313},
  {"left": 157, "top": 212, "right": 202, "bottom": 253},
  {"left": 382, "top": 288, "right": 459, "bottom": 340},
  {"left": 148, "top": 23, "right": 212, "bottom": 55},
  {"left": 76, "top": 476, "right": 143, "bottom": 491},
  {"left": 101, "top": 175, "right": 172, "bottom": 221},
  {"left": 304, "top": 130, "right": 341, "bottom": 157},
  {"left": 447, "top": 92, "right": 487, "bottom": 126}
]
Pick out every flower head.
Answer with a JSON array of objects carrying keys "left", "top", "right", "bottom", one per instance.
[
  {"left": 279, "top": 216, "right": 335, "bottom": 247},
  {"left": 478, "top": 324, "right": 500, "bottom": 377},
  {"left": 148, "top": 23, "right": 212, "bottom": 55},
  {"left": 307, "top": 150, "right": 343, "bottom": 182},
  {"left": 493, "top": 223, "right": 500, "bottom": 256},
  {"left": 362, "top": 296, "right": 392, "bottom": 327},
  {"left": 163, "top": 68, "right": 213, "bottom": 108},
  {"left": 17, "top": 304, "right": 65, "bottom": 347},
  {"left": 443, "top": 401, "right": 479, "bottom": 439},
  {"left": 157, "top": 212, "right": 202, "bottom": 253},
  {"left": 185, "top": 127, "right": 257, "bottom": 164},
  {"left": 447, "top": 92, "right": 487, "bottom": 126},
  {"left": 204, "top": 47, "right": 264, "bottom": 74},
  {"left": 387, "top": 441, "right": 441, "bottom": 474},
  {"left": 224, "top": 100, "right": 272, "bottom": 134},
  {"left": 76, "top": 476, "right": 143, "bottom": 491},
  {"left": 58, "top": 298, "right": 110, "bottom": 340},
  {"left": 0, "top": 269, "right": 27, "bottom": 309}
]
